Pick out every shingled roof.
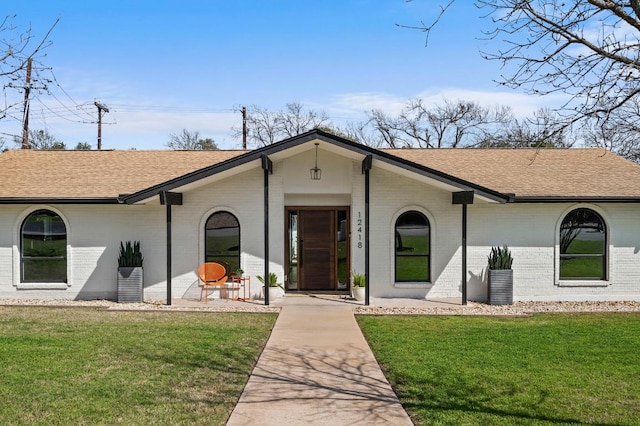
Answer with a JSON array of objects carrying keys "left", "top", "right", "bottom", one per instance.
[
  {"left": 384, "top": 148, "right": 640, "bottom": 199},
  {"left": 0, "top": 149, "right": 245, "bottom": 199},
  {"left": 1, "top": 134, "right": 639, "bottom": 202}
]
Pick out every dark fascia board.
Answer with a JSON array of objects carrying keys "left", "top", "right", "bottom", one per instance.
[
  {"left": 0, "top": 197, "right": 120, "bottom": 205},
  {"left": 119, "top": 149, "right": 268, "bottom": 204},
  {"left": 367, "top": 146, "right": 509, "bottom": 203},
  {"left": 512, "top": 196, "right": 640, "bottom": 203},
  {"left": 120, "top": 129, "right": 510, "bottom": 205}
]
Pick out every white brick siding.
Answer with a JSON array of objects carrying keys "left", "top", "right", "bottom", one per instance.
[{"left": 1, "top": 148, "right": 639, "bottom": 302}]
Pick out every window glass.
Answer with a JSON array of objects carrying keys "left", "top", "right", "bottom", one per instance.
[
  {"left": 559, "top": 208, "right": 606, "bottom": 280},
  {"left": 395, "top": 211, "right": 430, "bottom": 282},
  {"left": 21, "top": 210, "right": 67, "bottom": 282},
  {"left": 205, "top": 211, "right": 240, "bottom": 274}
]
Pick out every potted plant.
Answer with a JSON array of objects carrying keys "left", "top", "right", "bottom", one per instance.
[
  {"left": 234, "top": 268, "right": 244, "bottom": 277},
  {"left": 117, "top": 241, "right": 144, "bottom": 303},
  {"left": 487, "top": 245, "right": 513, "bottom": 305},
  {"left": 351, "top": 271, "right": 366, "bottom": 301},
  {"left": 257, "top": 272, "right": 285, "bottom": 299}
]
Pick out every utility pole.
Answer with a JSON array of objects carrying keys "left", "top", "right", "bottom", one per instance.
[
  {"left": 21, "top": 58, "right": 33, "bottom": 149},
  {"left": 8, "top": 57, "right": 47, "bottom": 149},
  {"left": 94, "top": 101, "right": 109, "bottom": 150},
  {"left": 242, "top": 106, "right": 247, "bottom": 150}
]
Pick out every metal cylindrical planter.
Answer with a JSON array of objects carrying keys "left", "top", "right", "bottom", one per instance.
[
  {"left": 117, "top": 266, "right": 144, "bottom": 303},
  {"left": 488, "top": 269, "right": 513, "bottom": 305}
]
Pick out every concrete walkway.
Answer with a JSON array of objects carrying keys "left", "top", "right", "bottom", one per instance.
[{"left": 226, "top": 295, "right": 414, "bottom": 425}]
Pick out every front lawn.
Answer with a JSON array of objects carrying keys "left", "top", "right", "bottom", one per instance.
[
  {"left": 0, "top": 307, "right": 276, "bottom": 425},
  {"left": 358, "top": 313, "right": 640, "bottom": 425}
]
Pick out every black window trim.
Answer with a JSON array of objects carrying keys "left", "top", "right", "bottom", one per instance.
[
  {"left": 559, "top": 207, "right": 607, "bottom": 281},
  {"left": 394, "top": 210, "right": 430, "bottom": 283},
  {"left": 20, "top": 209, "right": 68, "bottom": 284},
  {"left": 204, "top": 210, "right": 241, "bottom": 273}
]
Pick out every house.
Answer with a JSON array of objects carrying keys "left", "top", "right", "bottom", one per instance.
[{"left": 1, "top": 129, "right": 640, "bottom": 304}]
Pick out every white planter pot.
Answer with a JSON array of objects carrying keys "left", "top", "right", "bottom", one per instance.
[
  {"left": 267, "top": 286, "right": 285, "bottom": 299},
  {"left": 352, "top": 286, "right": 365, "bottom": 301}
]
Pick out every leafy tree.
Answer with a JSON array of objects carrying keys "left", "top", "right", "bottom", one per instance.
[
  {"left": 197, "top": 138, "right": 218, "bottom": 150},
  {"left": 166, "top": 129, "right": 218, "bottom": 150},
  {"left": 75, "top": 142, "right": 91, "bottom": 150}
]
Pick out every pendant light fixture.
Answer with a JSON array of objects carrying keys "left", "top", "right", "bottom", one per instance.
[{"left": 310, "top": 142, "right": 322, "bottom": 180}]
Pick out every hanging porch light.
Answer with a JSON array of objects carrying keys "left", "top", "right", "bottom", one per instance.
[{"left": 310, "top": 142, "right": 322, "bottom": 180}]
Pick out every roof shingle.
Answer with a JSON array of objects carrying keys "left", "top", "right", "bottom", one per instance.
[
  {"left": 1, "top": 146, "right": 639, "bottom": 200},
  {"left": 0, "top": 150, "right": 244, "bottom": 198},
  {"left": 383, "top": 148, "right": 640, "bottom": 198}
]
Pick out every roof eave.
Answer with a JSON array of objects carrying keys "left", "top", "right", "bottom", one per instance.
[
  {"left": 0, "top": 197, "right": 121, "bottom": 205},
  {"left": 511, "top": 196, "right": 640, "bottom": 203}
]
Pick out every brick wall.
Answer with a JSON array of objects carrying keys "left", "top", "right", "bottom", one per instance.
[{"left": 1, "top": 150, "right": 639, "bottom": 302}]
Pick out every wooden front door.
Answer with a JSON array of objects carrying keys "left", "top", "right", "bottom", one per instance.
[
  {"left": 286, "top": 208, "right": 349, "bottom": 291},
  {"left": 299, "top": 210, "right": 335, "bottom": 290}
]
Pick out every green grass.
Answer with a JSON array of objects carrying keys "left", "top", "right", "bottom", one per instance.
[
  {"left": 358, "top": 313, "right": 640, "bottom": 425},
  {"left": 396, "top": 233, "right": 429, "bottom": 281},
  {"left": 560, "top": 257, "right": 604, "bottom": 279},
  {"left": 561, "top": 239, "right": 605, "bottom": 279},
  {"left": 0, "top": 307, "right": 276, "bottom": 425}
]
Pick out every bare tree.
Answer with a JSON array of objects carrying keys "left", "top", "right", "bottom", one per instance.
[
  {"left": 478, "top": 108, "right": 576, "bottom": 148},
  {"left": 582, "top": 98, "right": 640, "bottom": 162},
  {"left": 278, "top": 102, "right": 330, "bottom": 138},
  {"left": 1, "top": 15, "right": 58, "bottom": 120},
  {"left": 241, "top": 105, "right": 281, "bottom": 146},
  {"left": 237, "top": 102, "right": 331, "bottom": 147},
  {"left": 366, "top": 99, "right": 513, "bottom": 148},
  {"left": 476, "top": 1, "right": 640, "bottom": 125},
  {"left": 412, "top": 1, "right": 640, "bottom": 127},
  {"left": 166, "top": 129, "right": 218, "bottom": 150},
  {"left": 18, "top": 129, "right": 65, "bottom": 149}
]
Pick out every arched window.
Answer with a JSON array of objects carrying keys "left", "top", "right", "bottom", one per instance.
[
  {"left": 395, "top": 211, "right": 430, "bottom": 282},
  {"left": 21, "top": 209, "right": 67, "bottom": 283},
  {"left": 205, "top": 211, "right": 240, "bottom": 274},
  {"left": 560, "top": 208, "right": 607, "bottom": 280}
]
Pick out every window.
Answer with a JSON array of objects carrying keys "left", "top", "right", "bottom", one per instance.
[
  {"left": 21, "top": 210, "right": 67, "bottom": 282},
  {"left": 205, "top": 211, "right": 240, "bottom": 273},
  {"left": 559, "top": 208, "right": 606, "bottom": 280},
  {"left": 395, "top": 211, "right": 430, "bottom": 282}
]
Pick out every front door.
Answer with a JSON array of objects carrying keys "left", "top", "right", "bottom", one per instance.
[{"left": 286, "top": 208, "right": 349, "bottom": 291}]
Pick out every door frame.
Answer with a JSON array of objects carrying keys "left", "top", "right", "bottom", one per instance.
[{"left": 284, "top": 206, "right": 351, "bottom": 292}]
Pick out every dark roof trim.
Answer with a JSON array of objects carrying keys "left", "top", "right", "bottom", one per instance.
[
  {"left": 0, "top": 197, "right": 120, "bottom": 205},
  {"left": 512, "top": 196, "right": 640, "bottom": 203},
  {"left": 120, "top": 129, "right": 510, "bottom": 205},
  {"left": 119, "top": 150, "right": 266, "bottom": 204},
  {"left": 369, "top": 146, "right": 508, "bottom": 203}
]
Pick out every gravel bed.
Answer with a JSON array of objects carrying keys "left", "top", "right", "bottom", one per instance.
[
  {"left": 355, "top": 300, "right": 640, "bottom": 316},
  {"left": 1, "top": 299, "right": 639, "bottom": 316},
  {"left": 0, "top": 299, "right": 280, "bottom": 313}
]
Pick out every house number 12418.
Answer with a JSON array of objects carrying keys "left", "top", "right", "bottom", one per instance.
[{"left": 357, "top": 211, "right": 363, "bottom": 248}]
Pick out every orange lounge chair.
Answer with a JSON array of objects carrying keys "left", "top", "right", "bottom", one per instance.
[{"left": 198, "top": 262, "right": 228, "bottom": 303}]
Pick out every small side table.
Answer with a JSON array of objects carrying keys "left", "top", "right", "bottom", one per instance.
[{"left": 231, "top": 276, "right": 251, "bottom": 301}]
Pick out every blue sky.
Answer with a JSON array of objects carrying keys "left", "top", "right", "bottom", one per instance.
[{"left": 1, "top": 1, "right": 559, "bottom": 150}]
